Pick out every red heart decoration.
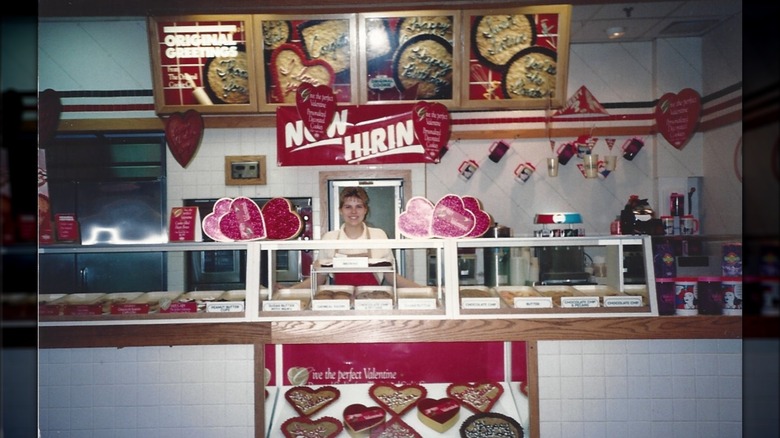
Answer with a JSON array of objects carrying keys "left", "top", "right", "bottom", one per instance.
[
  {"left": 296, "top": 83, "right": 337, "bottom": 140},
  {"left": 655, "top": 88, "right": 701, "bottom": 150},
  {"left": 218, "top": 197, "right": 267, "bottom": 241},
  {"left": 397, "top": 197, "right": 435, "bottom": 239},
  {"left": 446, "top": 381, "right": 504, "bottom": 413},
  {"left": 164, "top": 109, "right": 204, "bottom": 168},
  {"left": 280, "top": 416, "right": 343, "bottom": 438},
  {"left": 462, "top": 196, "right": 492, "bottom": 238},
  {"left": 368, "top": 382, "right": 427, "bottom": 417},
  {"left": 38, "top": 89, "right": 62, "bottom": 147},
  {"left": 417, "top": 398, "right": 460, "bottom": 430},
  {"left": 284, "top": 386, "right": 341, "bottom": 417},
  {"left": 431, "top": 195, "right": 476, "bottom": 238},
  {"left": 261, "top": 198, "right": 303, "bottom": 240},
  {"left": 343, "top": 403, "right": 386, "bottom": 433},
  {"left": 412, "top": 101, "right": 451, "bottom": 161},
  {"left": 271, "top": 43, "right": 335, "bottom": 104}
]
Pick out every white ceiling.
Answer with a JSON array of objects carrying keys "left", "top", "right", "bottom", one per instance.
[{"left": 569, "top": 0, "right": 742, "bottom": 43}]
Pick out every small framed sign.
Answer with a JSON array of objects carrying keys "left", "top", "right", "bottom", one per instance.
[
  {"left": 225, "top": 155, "right": 266, "bottom": 186},
  {"left": 254, "top": 14, "right": 358, "bottom": 112},
  {"left": 461, "top": 5, "right": 572, "bottom": 110},
  {"left": 148, "top": 15, "right": 259, "bottom": 114},
  {"left": 357, "top": 11, "right": 460, "bottom": 106}
]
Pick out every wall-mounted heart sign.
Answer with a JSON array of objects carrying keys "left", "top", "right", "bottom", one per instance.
[
  {"left": 412, "top": 101, "right": 451, "bottom": 161},
  {"left": 296, "top": 82, "right": 336, "bottom": 140},
  {"left": 655, "top": 88, "right": 701, "bottom": 150},
  {"left": 38, "top": 89, "right": 62, "bottom": 147},
  {"left": 164, "top": 109, "right": 204, "bottom": 168}
]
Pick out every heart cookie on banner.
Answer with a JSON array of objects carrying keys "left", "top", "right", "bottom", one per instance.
[
  {"left": 655, "top": 88, "right": 701, "bottom": 150},
  {"left": 412, "top": 101, "right": 451, "bottom": 160},
  {"left": 164, "top": 109, "right": 204, "bottom": 168},
  {"left": 296, "top": 82, "right": 336, "bottom": 140}
]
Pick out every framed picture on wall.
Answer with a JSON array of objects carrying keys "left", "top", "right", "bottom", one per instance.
[
  {"left": 357, "top": 11, "right": 460, "bottom": 107},
  {"left": 461, "top": 5, "right": 572, "bottom": 110},
  {"left": 148, "top": 15, "right": 259, "bottom": 114},
  {"left": 254, "top": 14, "right": 358, "bottom": 112}
]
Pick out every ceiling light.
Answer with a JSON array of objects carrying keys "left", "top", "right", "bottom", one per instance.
[{"left": 606, "top": 26, "right": 626, "bottom": 39}]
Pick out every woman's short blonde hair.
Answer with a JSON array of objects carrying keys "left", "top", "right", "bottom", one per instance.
[{"left": 339, "top": 186, "right": 370, "bottom": 215}]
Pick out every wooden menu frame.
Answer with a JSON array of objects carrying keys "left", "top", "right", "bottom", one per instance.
[
  {"left": 148, "top": 15, "right": 259, "bottom": 114},
  {"left": 461, "top": 5, "right": 572, "bottom": 110},
  {"left": 357, "top": 11, "right": 460, "bottom": 107},
  {"left": 254, "top": 14, "right": 358, "bottom": 112}
]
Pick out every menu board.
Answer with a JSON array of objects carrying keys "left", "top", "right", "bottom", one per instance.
[
  {"left": 254, "top": 14, "right": 358, "bottom": 112},
  {"left": 461, "top": 5, "right": 571, "bottom": 110},
  {"left": 357, "top": 11, "right": 460, "bottom": 106},
  {"left": 148, "top": 15, "right": 259, "bottom": 114}
]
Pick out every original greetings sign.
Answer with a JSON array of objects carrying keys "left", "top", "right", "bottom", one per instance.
[{"left": 276, "top": 103, "right": 449, "bottom": 166}]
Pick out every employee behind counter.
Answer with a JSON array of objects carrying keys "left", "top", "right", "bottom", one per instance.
[{"left": 288, "top": 186, "right": 421, "bottom": 290}]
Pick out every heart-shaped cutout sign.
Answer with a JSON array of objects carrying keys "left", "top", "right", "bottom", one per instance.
[
  {"left": 201, "top": 197, "right": 234, "bottom": 242},
  {"left": 446, "top": 381, "right": 504, "bottom": 413},
  {"left": 397, "top": 197, "right": 435, "bottom": 239},
  {"left": 284, "top": 386, "right": 341, "bottom": 417},
  {"left": 218, "top": 197, "right": 267, "bottom": 241},
  {"left": 412, "top": 101, "right": 451, "bottom": 161},
  {"left": 343, "top": 403, "right": 386, "bottom": 433},
  {"left": 280, "top": 416, "right": 343, "bottom": 438},
  {"left": 271, "top": 43, "right": 335, "bottom": 104},
  {"left": 462, "top": 196, "right": 492, "bottom": 238},
  {"left": 369, "top": 382, "right": 427, "bottom": 416},
  {"left": 432, "top": 195, "right": 476, "bottom": 238},
  {"left": 296, "top": 83, "right": 336, "bottom": 140},
  {"left": 261, "top": 198, "right": 303, "bottom": 240},
  {"left": 655, "top": 88, "right": 701, "bottom": 150},
  {"left": 165, "top": 109, "right": 204, "bottom": 168}
]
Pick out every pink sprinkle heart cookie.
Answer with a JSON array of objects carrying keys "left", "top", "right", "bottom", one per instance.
[
  {"left": 219, "top": 197, "right": 267, "bottom": 241},
  {"left": 432, "top": 195, "right": 476, "bottom": 238},
  {"left": 201, "top": 197, "right": 235, "bottom": 242},
  {"left": 262, "top": 197, "right": 303, "bottom": 240},
  {"left": 397, "top": 197, "right": 434, "bottom": 238},
  {"left": 462, "top": 196, "right": 492, "bottom": 238}
]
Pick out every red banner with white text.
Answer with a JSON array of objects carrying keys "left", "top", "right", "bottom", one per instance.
[{"left": 276, "top": 103, "right": 448, "bottom": 166}]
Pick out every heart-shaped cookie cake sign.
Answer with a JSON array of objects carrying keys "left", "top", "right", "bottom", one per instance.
[
  {"left": 296, "top": 82, "right": 336, "bottom": 141},
  {"left": 655, "top": 88, "right": 701, "bottom": 150},
  {"left": 397, "top": 197, "right": 435, "bottom": 238},
  {"left": 271, "top": 43, "right": 335, "bottom": 104},
  {"left": 462, "top": 196, "right": 492, "bottom": 238},
  {"left": 413, "top": 101, "right": 451, "bottom": 161},
  {"left": 281, "top": 416, "right": 343, "bottom": 438},
  {"left": 202, "top": 197, "right": 234, "bottom": 242},
  {"left": 417, "top": 397, "right": 460, "bottom": 432},
  {"left": 165, "top": 109, "right": 204, "bottom": 168},
  {"left": 446, "top": 381, "right": 504, "bottom": 413},
  {"left": 369, "top": 382, "right": 427, "bottom": 416}
]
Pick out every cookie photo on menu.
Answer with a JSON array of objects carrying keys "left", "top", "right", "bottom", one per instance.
[
  {"left": 260, "top": 20, "right": 292, "bottom": 52},
  {"left": 297, "top": 19, "right": 353, "bottom": 77},
  {"left": 470, "top": 14, "right": 536, "bottom": 70},
  {"left": 392, "top": 34, "right": 453, "bottom": 100},
  {"left": 500, "top": 46, "right": 557, "bottom": 101},
  {"left": 202, "top": 45, "right": 251, "bottom": 104}
]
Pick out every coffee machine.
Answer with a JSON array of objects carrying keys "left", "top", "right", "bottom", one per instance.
[{"left": 482, "top": 223, "right": 511, "bottom": 287}]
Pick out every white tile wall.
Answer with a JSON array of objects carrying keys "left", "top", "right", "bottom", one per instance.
[
  {"left": 537, "top": 339, "right": 742, "bottom": 438},
  {"left": 39, "top": 345, "right": 255, "bottom": 438}
]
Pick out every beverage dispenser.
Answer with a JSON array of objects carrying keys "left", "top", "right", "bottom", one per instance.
[{"left": 482, "top": 223, "right": 511, "bottom": 287}]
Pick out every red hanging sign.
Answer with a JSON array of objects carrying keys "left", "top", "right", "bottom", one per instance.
[{"left": 276, "top": 103, "right": 448, "bottom": 166}]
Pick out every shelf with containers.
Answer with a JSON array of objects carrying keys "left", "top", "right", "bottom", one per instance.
[
  {"left": 259, "top": 238, "right": 448, "bottom": 320},
  {"left": 452, "top": 235, "right": 658, "bottom": 318},
  {"left": 37, "top": 241, "right": 260, "bottom": 325}
]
